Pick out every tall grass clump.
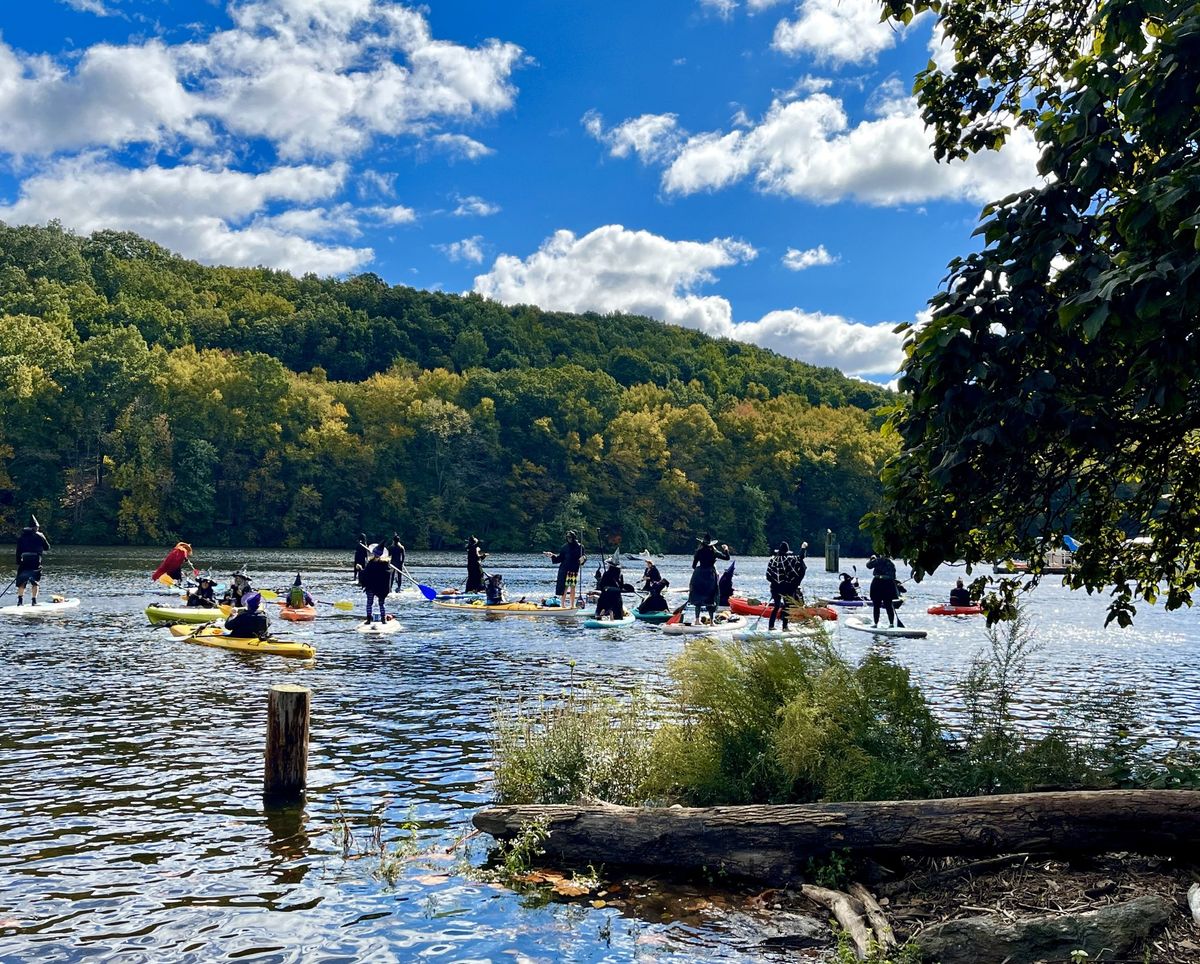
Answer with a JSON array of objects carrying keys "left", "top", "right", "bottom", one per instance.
[
  {"left": 656, "top": 636, "right": 946, "bottom": 804},
  {"left": 492, "top": 683, "right": 660, "bottom": 805}
]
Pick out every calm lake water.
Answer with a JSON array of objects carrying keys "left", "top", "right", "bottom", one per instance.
[{"left": 1, "top": 546, "right": 1196, "bottom": 962}]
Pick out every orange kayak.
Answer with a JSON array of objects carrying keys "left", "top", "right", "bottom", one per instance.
[
  {"left": 279, "top": 604, "right": 317, "bottom": 621},
  {"left": 728, "top": 597, "right": 837, "bottom": 621}
]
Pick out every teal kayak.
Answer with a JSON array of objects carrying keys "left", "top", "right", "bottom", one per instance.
[
  {"left": 633, "top": 610, "right": 671, "bottom": 623},
  {"left": 583, "top": 614, "right": 635, "bottom": 629}
]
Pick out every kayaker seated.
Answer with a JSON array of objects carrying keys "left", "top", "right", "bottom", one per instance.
[
  {"left": 286, "top": 573, "right": 315, "bottom": 609},
  {"left": 485, "top": 573, "right": 506, "bottom": 605},
  {"left": 223, "top": 567, "right": 253, "bottom": 607},
  {"left": 838, "top": 573, "right": 861, "bottom": 601},
  {"left": 594, "top": 561, "right": 626, "bottom": 620},
  {"left": 187, "top": 577, "right": 218, "bottom": 608},
  {"left": 637, "top": 578, "right": 670, "bottom": 614},
  {"left": 718, "top": 561, "right": 735, "bottom": 607},
  {"left": 224, "top": 592, "right": 270, "bottom": 638},
  {"left": 949, "top": 579, "right": 971, "bottom": 607}
]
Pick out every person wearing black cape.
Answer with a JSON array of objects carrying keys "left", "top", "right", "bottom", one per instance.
[
  {"left": 867, "top": 553, "right": 903, "bottom": 628},
  {"left": 687, "top": 534, "right": 730, "bottom": 624},
  {"left": 594, "top": 559, "right": 632, "bottom": 620},
  {"left": 353, "top": 534, "right": 368, "bottom": 587},
  {"left": 544, "top": 530, "right": 585, "bottom": 609},
  {"left": 636, "top": 578, "right": 670, "bottom": 614},
  {"left": 465, "top": 535, "right": 487, "bottom": 593},
  {"left": 390, "top": 534, "right": 406, "bottom": 593}
]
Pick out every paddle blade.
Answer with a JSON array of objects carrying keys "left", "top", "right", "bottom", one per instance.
[
  {"left": 331, "top": 600, "right": 354, "bottom": 610},
  {"left": 258, "top": 589, "right": 279, "bottom": 601},
  {"left": 417, "top": 582, "right": 437, "bottom": 601},
  {"left": 156, "top": 574, "right": 175, "bottom": 587},
  {"left": 220, "top": 603, "right": 233, "bottom": 616}
]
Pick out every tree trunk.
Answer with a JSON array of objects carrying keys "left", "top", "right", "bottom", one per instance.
[{"left": 473, "top": 790, "right": 1200, "bottom": 883}]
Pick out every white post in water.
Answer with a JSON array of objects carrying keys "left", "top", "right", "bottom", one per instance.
[
  {"left": 264, "top": 684, "right": 310, "bottom": 805},
  {"left": 825, "top": 529, "right": 839, "bottom": 572}
]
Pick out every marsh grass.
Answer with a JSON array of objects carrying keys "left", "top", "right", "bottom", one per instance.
[{"left": 491, "top": 614, "right": 1199, "bottom": 807}]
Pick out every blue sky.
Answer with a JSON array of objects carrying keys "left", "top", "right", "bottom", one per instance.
[{"left": 0, "top": 0, "right": 1038, "bottom": 380}]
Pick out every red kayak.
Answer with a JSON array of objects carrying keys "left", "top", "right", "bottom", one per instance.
[
  {"left": 928, "top": 604, "right": 983, "bottom": 616},
  {"left": 728, "top": 597, "right": 837, "bottom": 621}
]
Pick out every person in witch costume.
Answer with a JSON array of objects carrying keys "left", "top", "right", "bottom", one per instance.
[{"left": 687, "top": 533, "right": 730, "bottom": 624}]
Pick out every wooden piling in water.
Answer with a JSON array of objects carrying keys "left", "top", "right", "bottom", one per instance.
[
  {"left": 824, "top": 529, "right": 839, "bottom": 572},
  {"left": 264, "top": 684, "right": 310, "bottom": 805}
]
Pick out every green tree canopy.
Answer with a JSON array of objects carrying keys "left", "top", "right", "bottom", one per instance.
[{"left": 874, "top": 0, "right": 1200, "bottom": 624}]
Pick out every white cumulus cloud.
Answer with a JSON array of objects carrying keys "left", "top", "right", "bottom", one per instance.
[
  {"left": 472, "top": 224, "right": 906, "bottom": 378},
  {"left": 771, "top": 0, "right": 907, "bottom": 66},
  {"left": 782, "top": 244, "right": 837, "bottom": 270},
  {"left": 452, "top": 195, "right": 501, "bottom": 217},
  {"left": 440, "top": 235, "right": 486, "bottom": 263},
  {"left": 590, "top": 83, "right": 1039, "bottom": 206}
]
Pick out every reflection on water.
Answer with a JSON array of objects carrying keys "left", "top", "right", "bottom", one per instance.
[{"left": 0, "top": 546, "right": 1196, "bottom": 960}]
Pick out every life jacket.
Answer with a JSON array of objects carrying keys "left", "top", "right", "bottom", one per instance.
[{"left": 288, "top": 586, "right": 307, "bottom": 608}]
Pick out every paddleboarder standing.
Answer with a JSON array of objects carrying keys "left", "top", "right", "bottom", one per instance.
[
  {"left": 15, "top": 515, "right": 50, "bottom": 606},
  {"left": 544, "top": 530, "right": 585, "bottom": 609}
]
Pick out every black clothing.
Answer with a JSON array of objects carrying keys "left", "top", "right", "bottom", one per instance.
[
  {"left": 188, "top": 585, "right": 217, "bottom": 607},
  {"left": 353, "top": 543, "right": 369, "bottom": 586},
  {"left": 485, "top": 574, "right": 505, "bottom": 605},
  {"left": 639, "top": 563, "right": 662, "bottom": 591},
  {"left": 361, "top": 557, "right": 392, "bottom": 598},
  {"left": 465, "top": 542, "right": 487, "bottom": 593},
  {"left": 867, "top": 556, "right": 897, "bottom": 580},
  {"left": 16, "top": 527, "right": 49, "bottom": 570},
  {"left": 867, "top": 557, "right": 900, "bottom": 626},
  {"left": 838, "top": 578, "right": 861, "bottom": 601},
  {"left": 551, "top": 540, "right": 584, "bottom": 596},
  {"left": 224, "top": 609, "right": 270, "bottom": 638},
  {"left": 390, "top": 539, "right": 406, "bottom": 591},
  {"left": 766, "top": 551, "right": 805, "bottom": 630},
  {"left": 595, "top": 566, "right": 627, "bottom": 619},
  {"left": 949, "top": 586, "right": 972, "bottom": 607},
  {"left": 718, "top": 562, "right": 735, "bottom": 606},
  {"left": 637, "top": 581, "right": 669, "bottom": 614},
  {"left": 688, "top": 543, "right": 730, "bottom": 614}
]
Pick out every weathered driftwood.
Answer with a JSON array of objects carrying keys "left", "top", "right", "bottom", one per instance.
[
  {"left": 473, "top": 791, "right": 1200, "bottom": 882},
  {"left": 848, "top": 882, "right": 896, "bottom": 949},
  {"left": 801, "top": 884, "right": 870, "bottom": 959},
  {"left": 1187, "top": 882, "right": 1200, "bottom": 926}
]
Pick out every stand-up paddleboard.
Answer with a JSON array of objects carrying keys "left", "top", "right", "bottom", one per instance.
[
  {"left": 662, "top": 614, "right": 748, "bottom": 636},
  {"left": 583, "top": 614, "right": 635, "bottom": 629},
  {"left": 844, "top": 617, "right": 927, "bottom": 639},
  {"left": 0, "top": 597, "right": 80, "bottom": 616},
  {"left": 732, "top": 625, "right": 823, "bottom": 641},
  {"left": 928, "top": 604, "right": 983, "bottom": 616},
  {"left": 356, "top": 618, "right": 403, "bottom": 635},
  {"left": 432, "top": 600, "right": 581, "bottom": 617}
]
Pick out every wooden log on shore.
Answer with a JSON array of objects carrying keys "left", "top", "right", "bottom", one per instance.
[
  {"left": 801, "top": 884, "right": 870, "bottom": 959},
  {"left": 473, "top": 791, "right": 1200, "bottom": 882},
  {"left": 264, "top": 684, "right": 310, "bottom": 806}
]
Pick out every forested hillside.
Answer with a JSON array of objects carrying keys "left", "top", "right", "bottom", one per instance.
[{"left": 0, "top": 221, "right": 894, "bottom": 551}]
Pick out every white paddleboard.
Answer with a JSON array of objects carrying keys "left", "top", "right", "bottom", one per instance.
[
  {"left": 0, "top": 597, "right": 81, "bottom": 615},
  {"left": 732, "top": 626, "right": 823, "bottom": 641},
  {"left": 662, "top": 614, "right": 748, "bottom": 636},
  {"left": 844, "top": 617, "right": 927, "bottom": 639},
  {"left": 356, "top": 618, "right": 403, "bottom": 635}
]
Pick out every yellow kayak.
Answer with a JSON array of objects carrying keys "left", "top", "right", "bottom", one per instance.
[
  {"left": 431, "top": 599, "right": 581, "bottom": 616},
  {"left": 168, "top": 624, "right": 315, "bottom": 659},
  {"left": 146, "top": 604, "right": 226, "bottom": 625}
]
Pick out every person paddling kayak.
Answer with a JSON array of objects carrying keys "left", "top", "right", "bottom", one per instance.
[
  {"left": 223, "top": 567, "right": 253, "bottom": 608},
  {"left": 224, "top": 592, "right": 269, "bottom": 638},
  {"left": 639, "top": 554, "right": 662, "bottom": 591},
  {"left": 465, "top": 535, "right": 487, "bottom": 593},
  {"left": 838, "top": 572, "right": 861, "bottom": 601},
  {"left": 718, "top": 559, "right": 736, "bottom": 607},
  {"left": 286, "top": 573, "right": 315, "bottom": 609},
  {"left": 15, "top": 515, "right": 50, "bottom": 606},
  {"left": 688, "top": 534, "right": 730, "bottom": 624},
  {"left": 186, "top": 576, "right": 218, "bottom": 608},
  {"left": 949, "top": 578, "right": 971, "bottom": 607},
  {"left": 544, "top": 530, "right": 585, "bottom": 610},
  {"left": 867, "top": 553, "right": 904, "bottom": 628}
]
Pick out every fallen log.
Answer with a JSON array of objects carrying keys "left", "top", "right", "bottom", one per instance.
[
  {"left": 848, "top": 882, "right": 896, "bottom": 950},
  {"left": 801, "top": 884, "right": 870, "bottom": 959},
  {"left": 473, "top": 790, "right": 1200, "bottom": 883}
]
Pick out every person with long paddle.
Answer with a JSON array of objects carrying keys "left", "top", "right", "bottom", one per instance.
[
  {"left": 223, "top": 591, "right": 270, "bottom": 639},
  {"left": 152, "top": 542, "right": 194, "bottom": 587},
  {"left": 867, "top": 553, "right": 904, "bottom": 628},
  {"left": 389, "top": 534, "right": 406, "bottom": 593},
  {"left": 186, "top": 575, "right": 219, "bottom": 608},
  {"left": 687, "top": 534, "right": 730, "bottom": 625},
  {"left": 361, "top": 543, "right": 393, "bottom": 625},
  {"left": 14, "top": 515, "right": 50, "bottom": 606},
  {"left": 544, "top": 529, "right": 585, "bottom": 610},
  {"left": 766, "top": 541, "right": 803, "bottom": 632}
]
